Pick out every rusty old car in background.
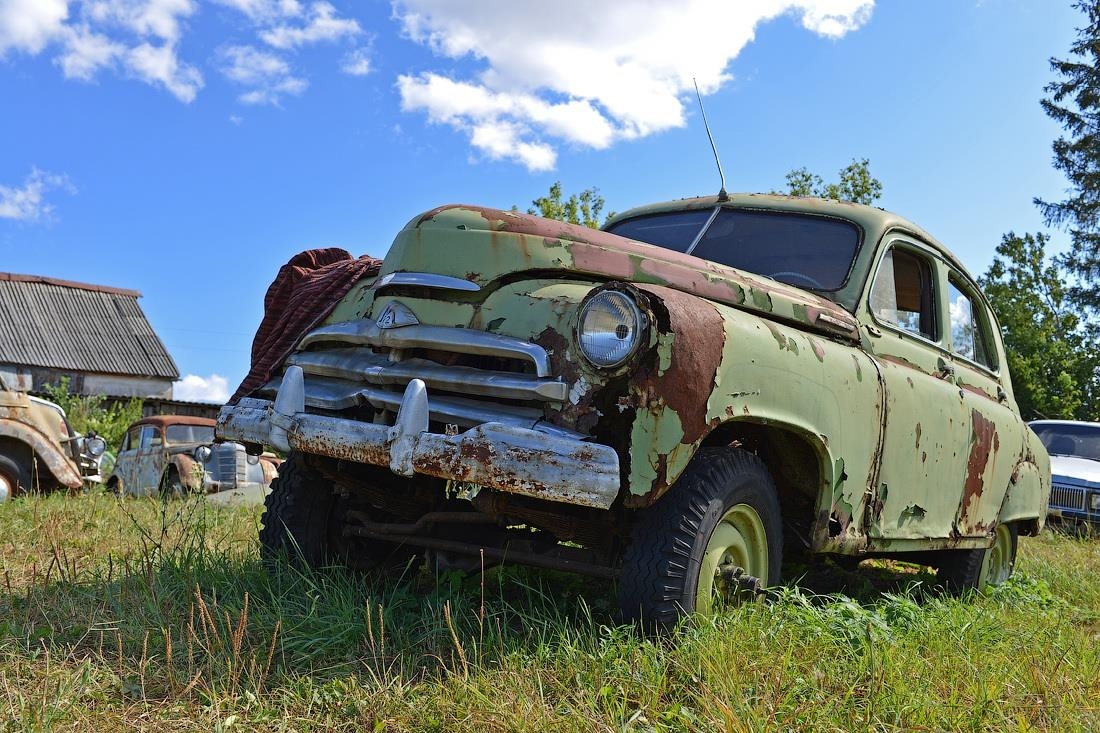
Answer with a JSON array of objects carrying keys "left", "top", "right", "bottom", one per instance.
[
  {"left": 217, "top": 193, "right": 1050, "bottom": 626},
  {"left": 108, "top": 415, "right": 278, "bottom": 504},
  {"left": 0, "top": 381, "right": 106, "bottom": 500}
]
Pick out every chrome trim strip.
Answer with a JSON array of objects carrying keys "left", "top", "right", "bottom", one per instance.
[
  {"left": 375, "top": 272, "right": 481, "bottom": 292},
  {"left": 297, "top": 319, "right": 552, "bottom": 377},
  {"left": 286, "top": 348, "right": 567, "bottom": 402}
]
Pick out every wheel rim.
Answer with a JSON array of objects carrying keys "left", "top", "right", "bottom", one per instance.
[
  {"left": 696, "top": 504, "right": 769, "bottom": 614},
  {"left": 979, "top": 524, "right": 1013, "bottom": 588},
  {"left": 0, "top": 472, "right": 11, "bottom": 502}
]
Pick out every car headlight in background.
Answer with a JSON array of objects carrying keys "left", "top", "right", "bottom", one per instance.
[
  {"left": 85, "top": 436, "right": 106, "bottom": 458},
  {"left": 578, "top": 289, "right": 646, "bottom": 368},
  {"left": 1091, "top": 492, "right": 1100, "bottom": 511},
  {"left": 194, "top": 445, "right": 212, "bottom": 462}
]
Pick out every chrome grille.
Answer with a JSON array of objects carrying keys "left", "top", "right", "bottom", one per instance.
[
  {"left": 260, "top": 314, "right": 582, "bottom": 440},
  {"left": 1050, "top": 483, "right": 1085, "bottom": 512},
  {"left": 211, "top": 444, "right": 243, "bottom": 487}
]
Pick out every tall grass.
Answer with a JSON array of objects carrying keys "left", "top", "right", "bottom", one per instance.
[{"left": 0, "top": 491, "right": 1097, "bottom": 732}]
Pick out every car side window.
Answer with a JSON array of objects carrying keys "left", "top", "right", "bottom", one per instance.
[
  {"left": 870, "top": 246, "right": 937, "bottom": 340},
  {"left": 947, "top": 276, "right": 994, "bottom": 368},
  {"left": 123, "top": 427, "right": 141, "bottom": 451},
  {"left": 139, "top": 426, "right": 162, "bottom": 449}
]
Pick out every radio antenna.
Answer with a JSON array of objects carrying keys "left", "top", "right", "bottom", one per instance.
[{"left": 694, "top": 77, "right": 728, "bottom": 202}]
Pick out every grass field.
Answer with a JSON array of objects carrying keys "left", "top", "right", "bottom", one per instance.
[{"left": 0, "top": 491, "right": 1097, "bottom": 732}]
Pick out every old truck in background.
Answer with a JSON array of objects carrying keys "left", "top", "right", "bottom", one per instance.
[
  {"left": 0, "top": 382, "right": 106, "bottom": 500},
  {"left": 217, "top": 193, "right": 1050, "bottom": 626}
]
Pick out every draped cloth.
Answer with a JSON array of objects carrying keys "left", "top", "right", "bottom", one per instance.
[{"left": 229, "top": 248, "right": 382, "bottom": 404}]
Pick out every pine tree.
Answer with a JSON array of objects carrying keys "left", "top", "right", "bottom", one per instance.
[{"left": 1036, "top": 0, "right": 1100, "bottom": 309}]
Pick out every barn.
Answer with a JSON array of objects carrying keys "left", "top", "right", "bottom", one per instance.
[{"left": 0, "top": 272, "right": 179, "bottom": 399}]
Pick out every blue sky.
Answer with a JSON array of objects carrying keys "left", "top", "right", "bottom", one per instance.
[{"left": 0, "top": 0, "right": 1083, "bottom": 401}]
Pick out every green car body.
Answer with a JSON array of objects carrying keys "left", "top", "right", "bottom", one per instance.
[{"left": 218, "top": 193, "right": 1049, "bottom": 620}]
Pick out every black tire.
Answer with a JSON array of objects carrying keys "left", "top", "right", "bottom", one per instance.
[
  {"left": 618, "top": 447, "right": 783, "bottom": 629},
  {"left": 160, "top": 467, "right": 186, "bottom": 499},
  {"left": 260, "top": 452, "right": 340, "bottom": 568},
  {"left": 259, "top": 452, "right": 422, "bottom": 575},
  {"left": 936, "top": 522, "right": 1018, "bottom": 595},
  {"left": 0, "top": 444, "right": 33, "bottom": 499}
]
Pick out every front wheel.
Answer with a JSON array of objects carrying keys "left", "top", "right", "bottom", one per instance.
[
  {"left": 936, "top": 522, "right": 1018, "bottom": 594},
  {"left": 618, "top": 448, "right": 783, "bottom": 629}
]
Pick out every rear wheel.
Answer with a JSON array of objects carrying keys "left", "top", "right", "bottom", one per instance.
[
  {"left": 618, "top": 448, "right": 783, "bottom": 629},
  {"left": 936, "top": 522, "right": 1018, "bottom": 594}
]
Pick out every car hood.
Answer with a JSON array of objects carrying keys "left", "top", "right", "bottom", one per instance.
[
  {"left": 381, "top": 205, "right": 861, "bottom": 341},
  {"left": 1050, "top": 454, "right": 1100, "bottom": 487}
]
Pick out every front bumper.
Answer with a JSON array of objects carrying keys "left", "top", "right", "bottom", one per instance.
[{"left": 216, "top": 368, "right": 621, "bottom": 509}]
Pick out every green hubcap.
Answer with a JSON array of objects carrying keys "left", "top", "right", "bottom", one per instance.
[
  {"left": 979, "top": 524, "right": 1013, "bottom": 588},
  {"left": 696, "top": 504, "right": 769, "bottom": 614}
]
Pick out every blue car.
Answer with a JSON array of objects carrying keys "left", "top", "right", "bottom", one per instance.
[{"left": 1029, "top": 420, "right": 1100, "bottom": 529}]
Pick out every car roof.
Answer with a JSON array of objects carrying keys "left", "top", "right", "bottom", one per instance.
[
  {"left": 1029, "top": 419, "right": 1100, "bottom": 429},
  {"left": 132, "top": 415, "right": 216, "bottom": 429}
]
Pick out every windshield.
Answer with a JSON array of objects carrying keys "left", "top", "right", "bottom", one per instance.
[
  {"left": 606, "top": 208, "right": 861, "bottom": 292},
  {"left": 1031, "top": 423, "right": 1100, "bottom": 461},
  {"left": 165, "top": 425, "right": 215, "bottom": 445}
]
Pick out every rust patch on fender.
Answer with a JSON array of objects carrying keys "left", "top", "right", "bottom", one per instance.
[{"left": 961, "top": 409, "right": 997, "bottom": 523}]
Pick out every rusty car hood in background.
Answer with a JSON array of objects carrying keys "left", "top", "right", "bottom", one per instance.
[{"left": 381, "top": 204, "right": 862, "bottom": 342}]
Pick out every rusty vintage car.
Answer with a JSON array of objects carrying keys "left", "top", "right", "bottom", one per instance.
[
  {"left": 107, "top": 415, "right": 278, "bottom": 504},
  {"left": 217, "top": 193, "right": 1050, "bottom": 625},
  {"left": 0, "top": 383, "right": 106, "bottom": 500}
]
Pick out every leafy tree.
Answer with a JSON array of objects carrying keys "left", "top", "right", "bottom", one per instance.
[
  {"left": 780, "top": 158, "right": 883, "bottom": 205},
  {"left": 1035, "top": 1, "right": 1100, "bottom": 311},
  {"left": 524, "top": 181, "right": 613, "bottom": 229},
  {"left": 980, "top": 232, "right": 1100, "bottom": 420}
]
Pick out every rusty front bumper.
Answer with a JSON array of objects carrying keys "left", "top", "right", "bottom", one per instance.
[{"left": 216, "top": 367, "right": 621, "bottom": 509}]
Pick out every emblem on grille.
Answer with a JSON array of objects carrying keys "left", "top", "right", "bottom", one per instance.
[{"left": 376, "top": 301, "right": 420, "bottom": 329}]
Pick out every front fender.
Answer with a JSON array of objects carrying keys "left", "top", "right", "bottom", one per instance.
[{"left": 0, "top": 419, "right": 82, "bottom": 489}]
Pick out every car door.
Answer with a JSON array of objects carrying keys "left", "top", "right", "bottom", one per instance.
[
  {"left": 132, "top": 425, "right": 165, "bottom": 496},
  {"left": 944, "top": 271, "right": 1026, "bottom": 536},
  {"left": 114, "top": 426, "right": 141, "bottom": 493},
  {"left": 860, "top": 237, "right": 973, "bottom": 544}
]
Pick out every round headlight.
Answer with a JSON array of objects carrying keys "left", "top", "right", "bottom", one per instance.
[
  {"left": 86, "top": 436, "right": 106, "bottom": 458},
  {"left": 246, "top": 454, "right": 259, "bottom": 465},
  {"left": 578, "top": 290, "right": 645, "bottom": 368},
  {"left": 194, "top": 445, "right": 212, "bottom": 462}
]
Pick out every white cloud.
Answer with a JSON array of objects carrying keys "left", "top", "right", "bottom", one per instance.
[
  {"left": 173, "top": 374, "right": 230, "bottom": 403},
  {"left": 341, "top": 45, "right": 370, "bottom": 76},
  {"left": 211, "top": 0, "right": 301, "bottom": 22},
  {"left": 0, "top": 168, "right": 73, "bottom": 222},
  {"left": 259, "top": 1, "right": 360, "bottom": 49},
  {"left": 86, "top": 0, "right": 197, "bottom": 42},
  {"left": 0, "top": 0, "right": 69, "bottom": 55},
  {"left": 57, "top": 25, "right": 125, "bottom": 79},
  {"left": 126, "top": 41, "right": 203, "bottom": 102},
  {"left": 219, "top": 44, "right": 306, "bottom": 105},
  {"left": 394, "top": 0, "right": 874, "bottom": 169}
]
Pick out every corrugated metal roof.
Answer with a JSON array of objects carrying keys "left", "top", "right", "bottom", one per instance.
[{"left": 0, "top": 272, "right": 179, "bottom": 379}]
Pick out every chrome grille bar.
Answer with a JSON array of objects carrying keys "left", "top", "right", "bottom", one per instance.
[
  {"left": 297, "top": 319, "right": 551, "bottom": 377},
  {"left": 286, "top": 348, "right": 566, "bottom": 402}
]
